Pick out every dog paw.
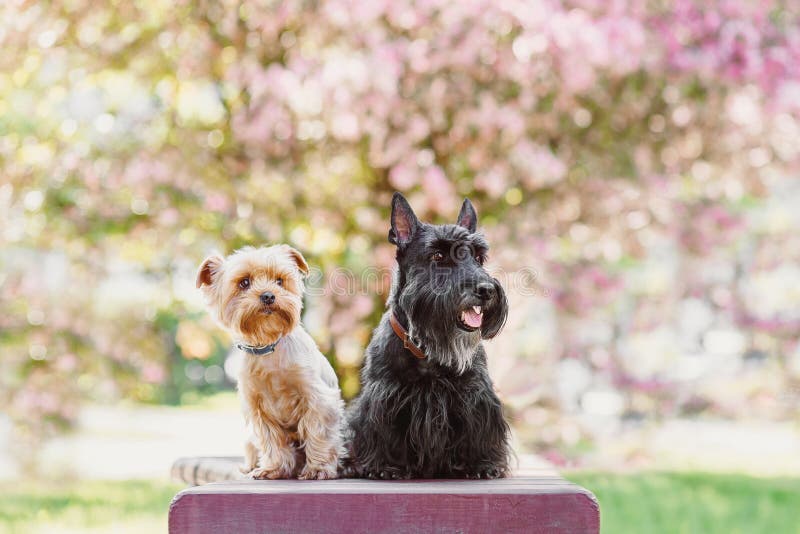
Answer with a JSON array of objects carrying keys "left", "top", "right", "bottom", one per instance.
[
  {"left": 298, "top": 465, "right": 338, "bottom": 480},
  {"left": 248, "top": 467, "right": 292, "bottom": 480},
  {"left": 338, "top": 464, "right": 360, "bottom": 478},
  {"left": 365, "top": 468, "right": 408, "bottom": 480},
  {"left": 465, "top": 466, "right": 506, "bottom": 479}
]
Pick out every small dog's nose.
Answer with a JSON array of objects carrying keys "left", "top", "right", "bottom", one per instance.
[
  {"left": 260, "top": 292, "right": 275, "bottom": 305},
  {"left": 475, "top": 282, "right": 496, "bottom": 301}
]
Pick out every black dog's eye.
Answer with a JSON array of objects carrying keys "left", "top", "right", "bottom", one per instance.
[
  {"left": 275, "top": 278, "right": 283, "bottom": 286},
  {"left": 238, "top": 277, "right": 250, "bottom": 290},
  {"left": 431, "top": 252, "right": 444, "bottom": 262}
]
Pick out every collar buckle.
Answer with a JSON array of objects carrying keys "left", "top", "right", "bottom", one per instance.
[{"left": 389, "top": 310, "right": 426, "bottom": 359}]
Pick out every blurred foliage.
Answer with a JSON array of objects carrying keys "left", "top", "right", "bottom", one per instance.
[{"left": 1, "top": 0, "right": 800, "bottom": 464}]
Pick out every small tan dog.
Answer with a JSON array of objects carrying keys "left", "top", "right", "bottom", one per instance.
[{"left": 196, "top": 245, "right": 343, "bottom": 480}]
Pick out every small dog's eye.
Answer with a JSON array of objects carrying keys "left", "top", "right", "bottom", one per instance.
[
  {"left": 275, "top": 278, "right": 283, "bottom": 286},
  {"left": 432, "top": 252, "right": 444, "bottom": 262},
  {"left": 238, "top": 278, "right": 250, "bottom": 290},
  {"left": 476, "top": 254, "right": 486, "bottom": 265}
]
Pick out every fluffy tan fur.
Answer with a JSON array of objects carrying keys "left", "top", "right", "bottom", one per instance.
[{"left": 197, "top": 245, "right": 344, "bottom": 480}]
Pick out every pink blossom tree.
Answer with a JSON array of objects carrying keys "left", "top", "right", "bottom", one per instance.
[{"left": 1, "top": 0, "right": 799, "bottom": 466}]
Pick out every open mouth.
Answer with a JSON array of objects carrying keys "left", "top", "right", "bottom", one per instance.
[{"left": 459, "top": 305, "right": 483, "bottom": 331}]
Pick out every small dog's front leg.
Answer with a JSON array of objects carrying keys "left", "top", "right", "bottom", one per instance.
[
  {"left": 239, "top": 439, "right": 259, "bottom": 474},
  {"left": 297, "top": 407, "right": 340, "bottom": 480},
  {"left": 248, "top": 425, "right": 296, "bottom": 480}
]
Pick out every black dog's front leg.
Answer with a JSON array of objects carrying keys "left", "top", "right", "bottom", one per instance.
[
  {"left": 461, "top": 463, "right": 508, "bottom": 479},
  {"left": 340, "top": 459, "right": 409, "bottom": 479},
  {"left": 343, "top": 386, "right": 414, "bottom": 480},
  {"left": 346, "top": 433, "right": 413, "bottom": 480},
  {"left": 453, "top": 388, "right": 511, "bottom": 479},
  {"left": 362, "top": 464, "right": 413, "bottom": 480},
  {"left": 351, "top": 420, "right": 414, "bottom": 480}
]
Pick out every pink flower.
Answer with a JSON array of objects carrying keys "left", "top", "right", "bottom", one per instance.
[
  {"left": 421, "top": 166, "right": 456, "bottom": 214},
  {"left": 142, "top": 362, "right": 166, "bottom": 384},
  {"left": 389, "top": 163, "right": 418, "bottom": 190},
  {"left": 204, "top": 193, "right": 229, "bottom": 213}
]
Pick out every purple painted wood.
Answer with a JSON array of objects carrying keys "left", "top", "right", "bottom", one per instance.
[{"left": 169, "top": 458, "right": 599, "bottom": 534}]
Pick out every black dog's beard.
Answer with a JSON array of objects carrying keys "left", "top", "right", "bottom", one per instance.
[{"left": 396, "top": 275, "right": 507, "bottom": 375}]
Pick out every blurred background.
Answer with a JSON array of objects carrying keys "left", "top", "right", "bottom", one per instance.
[{"left": 1, "top": 0, "right": 799, "bottom": 532}]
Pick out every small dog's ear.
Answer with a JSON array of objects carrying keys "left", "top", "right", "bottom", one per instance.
[
  {"left": 196, "top": 255, "right": 224, "bottom": 288},
  {"left": 284, "top": 245, "right": 309, "bottom": 276},
  {"left": 456, "top": 198, "right": 478, "bottom": 233},
  {"left": 388, "top": 192, "right": 420, "bottom": 246}
]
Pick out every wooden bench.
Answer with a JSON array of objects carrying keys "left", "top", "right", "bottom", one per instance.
[{"left": 169, "top": 457, "right": 599, "bottom": 533}]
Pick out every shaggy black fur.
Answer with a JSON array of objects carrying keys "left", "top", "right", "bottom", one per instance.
[{"left": 343, "top": 193, "right": 511, "bottom": 479}]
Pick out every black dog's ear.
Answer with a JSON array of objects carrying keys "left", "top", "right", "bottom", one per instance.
[
  {"left": 388, "top": 192, "right": 420, "bottom": 246},
  {"left": 456, "top": 198, "right": 478, "bottom": 233}
]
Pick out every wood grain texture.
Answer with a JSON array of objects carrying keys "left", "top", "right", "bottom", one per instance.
[{"left": 169, "top": 457, "right": 599, "bottom": 533}]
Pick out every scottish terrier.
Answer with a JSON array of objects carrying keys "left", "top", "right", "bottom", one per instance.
[{"left": 343, "top": 192, "right": 510, "bottom": 479}]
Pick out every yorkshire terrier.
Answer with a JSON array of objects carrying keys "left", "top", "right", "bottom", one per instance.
[{"left": 197, "top": 245, "right": 344, "bottom": 480}]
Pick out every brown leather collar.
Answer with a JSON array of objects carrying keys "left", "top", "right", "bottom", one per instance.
[{"left": 389, "top": 311, "right": 426, "bottom": 359}]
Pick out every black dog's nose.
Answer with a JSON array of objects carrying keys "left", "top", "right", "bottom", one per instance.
[
  {"left": 260, "top": 292, "right": 275, "bottom": 305},
  {"left": 475, "top": 282, "right": 496, "bottom": 301}
]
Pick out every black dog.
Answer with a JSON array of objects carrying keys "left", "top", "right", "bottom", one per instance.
[{"left": 343, "top": 192, "right": 510, "bottom": 479}]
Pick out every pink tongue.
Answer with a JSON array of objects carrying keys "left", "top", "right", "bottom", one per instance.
[{"left": 462, "top": 310, "right": 483, "bottom": 328}]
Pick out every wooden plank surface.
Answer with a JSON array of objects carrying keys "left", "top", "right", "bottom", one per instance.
[
  {"left": 169, "top": 457, "right": 599, "bottom": 534},
  {"left": 170, "top": 456, "right": 562, "bottom": 486}
]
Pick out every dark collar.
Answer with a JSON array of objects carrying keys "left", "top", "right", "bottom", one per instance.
[
  {"left": 236, "top": 337, "right": 281, "bottom": 356},
  {"left": 389, "top": 310, "right": 426, "bottom": 359}
]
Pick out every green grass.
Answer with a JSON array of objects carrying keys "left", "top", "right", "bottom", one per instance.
[
  {"left": 0, "top": 479, "right": 182, "bottom": 534},
  {"left": 567, "top": 472, "right": 800, "bottom": 534},
  {"left": 0, "top": 473, "right": 798, "bottom": 533}
]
